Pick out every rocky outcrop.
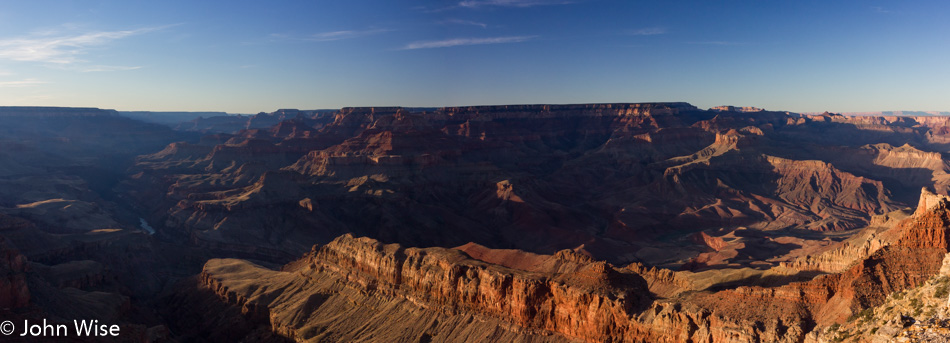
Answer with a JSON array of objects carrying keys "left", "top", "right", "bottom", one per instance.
[
  {"left": 695, "top": 190, "right": 950, "bottom": 331},
  {"left": 193, "top": 234, "right": 652, "bottom": 342},
  {"left": 810, "top": 256, "right": 950, "bottom": 342},
  {"left": 765, "top": 155, "right": 896, "bottom": 231},
  {"left": 309, "top": 235, "right": 650, "bottom": 341},
  {"left": 188, "top": 188, "right": 950, "bottom": 342},
  {"left": 916, "top": 187, "right": 950, "bottom": 217},
  {"left": 780, "top": 229, "right": 890, "bottom": 274},
  {"left": 690, "top": 232, "right": 727, "bottom": 251},
  {"left": 188, "top": 235, "right": 810, "bottom": 342}
]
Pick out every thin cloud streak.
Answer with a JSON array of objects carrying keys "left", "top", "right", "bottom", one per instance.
[
  {"left": 402, "top": 35, "right": 536, "bottom": 49},
  {"left": 458, "top": 0, "right": 573, "bottom": 8},
  {"left": 627, "top": 27, "right": 666, "bottom": 36},
  {"left": 440, "top": 19, "right": 489, "bottom": 28},
  {"left": 306, "top": 28, "right": 392, "bottom": 42}
]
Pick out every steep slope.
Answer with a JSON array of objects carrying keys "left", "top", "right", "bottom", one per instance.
[
  {"left": 174, "top": 186, "right": 950, "bottom": 343},
  {"left": 815, "top": 262, "right": 950, "bottom": 342},
  {"left": 178, "top": 234, "right": 649, "bottom": 342}
]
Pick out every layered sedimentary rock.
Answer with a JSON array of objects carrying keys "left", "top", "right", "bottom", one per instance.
[
  {"left": 9, "top": 104, "right": 950, "bottom": 342},
  {"left": 191, "top": 234, "right": 654, "bottom": 342},
  {"left": 127, "top": 103, "right": 950, "bottom": 272},
  {"left": 188, "top": 190, "right": 950, "bottom": 342}
]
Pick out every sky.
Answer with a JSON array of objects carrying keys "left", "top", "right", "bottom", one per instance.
[{"left": 0, "top": 0, "right": 948, "bottom": 114}]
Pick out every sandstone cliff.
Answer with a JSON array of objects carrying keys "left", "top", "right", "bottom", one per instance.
[
  {"left": 189, "top": 234, "right": 815, "bottom": 342},
  {"left": 183, "top": 188, "right": 950, "bottom": 342}
]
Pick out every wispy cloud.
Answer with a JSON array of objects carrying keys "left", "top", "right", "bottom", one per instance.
[
  {"left": 439, "top": 19, "right": 489, "bottom": 28},
  {"left": 402, "top": 35, "right": 536, "bottom": 49},
  {"left": 627, "top": 27, "right": 666, "bottom": 36},
  {"left": 0, "top": 78, "right": 47, "bottom": 87},
  {"left": 458, "top": 0, "right": 573, "bottom": 8},
  {"left": 306, "top": 28, "right": 392, "bottom": 42},
  {"left": 0, "top": 25, "right": 170, "bottom": 71}
]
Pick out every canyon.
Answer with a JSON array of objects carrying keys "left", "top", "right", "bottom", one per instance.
[{"left": 3, "top": 104, "right": 950, "bottom": 342}]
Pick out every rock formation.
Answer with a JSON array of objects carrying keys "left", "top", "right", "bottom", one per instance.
[
  {"left": 126, "top": 103, "right": 947, "bottom": 272},
  {"left": 184, "top": 190, "right": 950, "bottom": 342},
  {"left": 9, "top": 104, "right": 950, "bottom": 341}
]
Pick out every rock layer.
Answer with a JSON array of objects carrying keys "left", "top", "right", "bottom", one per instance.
[
  {"left": 126, "top": 103, "right": 948, "bottom": 272},
  {"left": 186, "top": 189, "right": 950, "bottom": 342}
]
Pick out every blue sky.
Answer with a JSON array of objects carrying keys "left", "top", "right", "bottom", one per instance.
[{"left": 0, "top": 0, "right": 947, "bottom": 113}]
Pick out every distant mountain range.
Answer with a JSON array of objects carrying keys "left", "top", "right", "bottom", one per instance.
[
  {"left": 119, "top": 111, "right": 243, "bottom": 125},
  {"left": 802, "top": 110, "right": 950, "bottom": 116}
]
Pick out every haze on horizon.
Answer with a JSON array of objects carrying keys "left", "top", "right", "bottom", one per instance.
[{"left": 0, "top": 0, "right": 947, "bottom": 114}]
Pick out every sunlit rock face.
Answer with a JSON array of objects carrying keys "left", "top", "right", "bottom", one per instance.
[{"left": 184, "top": 194, "right": 950, "bottom": 342}]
